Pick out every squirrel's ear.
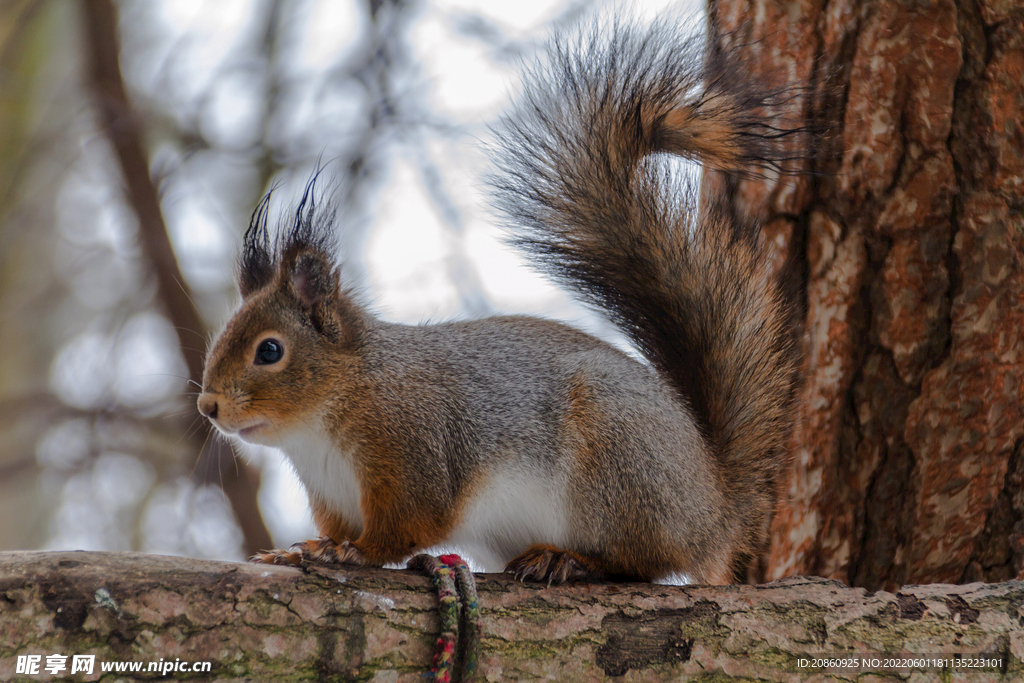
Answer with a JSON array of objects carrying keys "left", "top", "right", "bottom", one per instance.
[
  {"left": 290, "top": 251, "right": 335, "bottom": 309},
  {"left": 286, "top": 250, "right": 361, "bottom": 345}
]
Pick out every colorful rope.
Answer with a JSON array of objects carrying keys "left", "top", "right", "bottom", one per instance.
[
  {"left": 407, "top": 553, "right": 481, "bottom": 682},
  {"left": 438, "top": 554, "right": 482, "bottom": 680}
]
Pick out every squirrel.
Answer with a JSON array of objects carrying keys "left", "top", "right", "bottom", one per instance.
[{"left": 197, "top": 17, "right": 802, "bottom": 585}]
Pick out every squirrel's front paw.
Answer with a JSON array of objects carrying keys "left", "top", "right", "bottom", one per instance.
[
  {"left": 505, "top": 544, "right": 606, "bottom": 585},
  {"left": 251, "top": 536, "right": 365, "bottom": 567},
  {"left": 251, "top": 548, "right": 303, "bottom": 566}
]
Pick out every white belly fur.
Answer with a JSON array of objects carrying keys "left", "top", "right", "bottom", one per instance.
[
  {"left": 267, "top": 423, "right": 568, "bottom": 571},
  {"left": 447, "top": 465, "right": 569, "bottom": 572},
  {"left": 273, "top": 420, "right": 364, "bottom": 536}
]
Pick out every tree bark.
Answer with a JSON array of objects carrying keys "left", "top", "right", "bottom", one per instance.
[
  {"left": 0, "top": 551, "right": 1020, "bottom": 682},
  {"left": 708, "top": 0, "right": 1024, "bottom": 589}
]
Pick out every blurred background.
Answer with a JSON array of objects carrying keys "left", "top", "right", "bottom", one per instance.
[{"left": 0, "top": 0, "right": 695, "bottom": 562}]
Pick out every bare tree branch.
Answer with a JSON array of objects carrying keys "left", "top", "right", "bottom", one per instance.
[
  {"left": 79, "top": 0, "right": 271, "bottom": 557},
  {"left": 0, "top": 551, "right": 1019, "bottom": 681}
]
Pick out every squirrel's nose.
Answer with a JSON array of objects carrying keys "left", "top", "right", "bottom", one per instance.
[{"left": 197, "top": 394, "right": 219, "bottom": 420}]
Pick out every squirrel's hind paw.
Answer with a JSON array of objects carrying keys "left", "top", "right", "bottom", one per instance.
[
  {"left": 505, "top": 544, "right": 607, "bottom": 585},
  {"left": 251, "top": 536, "right": 365, "bottom": 568}
]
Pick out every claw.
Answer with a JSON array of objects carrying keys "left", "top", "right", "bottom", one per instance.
[
  {"left": 250, "top": 537, "right": 364, "bottom": 568},
  {"left": 251, "top": 549, "right": 302, "bottom": 566},
  {"left": 505, "top": 544, "right": 606, "bottom": 585}
]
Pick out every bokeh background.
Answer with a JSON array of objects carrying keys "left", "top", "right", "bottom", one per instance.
[{"left": 0, "top": 0, "right": 696, "bottom": 562}]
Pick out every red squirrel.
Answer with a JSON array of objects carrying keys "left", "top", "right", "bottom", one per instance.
[{"left": 197, "top": 18, "right": 802, "bottom": 584}]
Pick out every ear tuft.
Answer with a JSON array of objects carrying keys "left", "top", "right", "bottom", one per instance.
[{"left": 239, "top": 190, "right": 276, "bottom": 297}]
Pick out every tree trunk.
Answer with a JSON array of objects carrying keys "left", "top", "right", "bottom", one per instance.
[
  {"left": 0, "top": 552, "right": 1020, "bottom": 682},
  {"left": 708, "top": 0, "right": 1024, "bottom": 589}
]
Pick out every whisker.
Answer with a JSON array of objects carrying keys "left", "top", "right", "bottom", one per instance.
[
  {"left": 172, "top": 279, "right": 205, "bottom": 328},
  {"left": 182, "top": 423, "right": 205, "bottom": 444},
  {"left": 163, "top": 409, "right": 203, "bottom": 420},
  {"left": 172, "top": 325, "right": 209, "bottom": 342}
]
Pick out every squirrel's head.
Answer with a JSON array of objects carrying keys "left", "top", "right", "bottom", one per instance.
[{"left": 197, "top": 174, "right": 364, "bottom": 446}]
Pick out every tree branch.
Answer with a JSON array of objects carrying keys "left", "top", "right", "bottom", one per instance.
[
  {"left": 79, "top": 0, "right": 272, "bottom": 557},
  {"left": 0, "top": 551, "right": 1020, "bottom": 681}
]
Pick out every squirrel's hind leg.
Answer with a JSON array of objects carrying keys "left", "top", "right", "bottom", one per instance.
[{"left": 505, "top": 544, "right": 610, "bottom": 585}]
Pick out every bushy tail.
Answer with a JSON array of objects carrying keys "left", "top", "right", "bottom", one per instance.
[{"left": 491, "top": 18, "right": 802, "bottom": 560}]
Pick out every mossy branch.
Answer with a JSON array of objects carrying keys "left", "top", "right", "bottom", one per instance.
[{"left": 0, "top": 551, "right": 1021, "bottom": 681}]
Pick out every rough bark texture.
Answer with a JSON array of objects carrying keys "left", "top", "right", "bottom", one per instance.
[
  {"left": 708, "top": 0, "right": 1024, "bottom": 590},
  {"left": 0, "top": 552, "right": 1021, "bottom": 682}
]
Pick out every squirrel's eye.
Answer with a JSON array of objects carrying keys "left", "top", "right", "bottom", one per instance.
[{"left": 255, "top": 339, "right": 284, "bottom": 365}]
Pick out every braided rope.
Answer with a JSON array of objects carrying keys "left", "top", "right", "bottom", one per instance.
[
  {"left": 407, "top": 553, "right": 481, "bottom": 683},
  {"left": 407, "top": 554, "right": 460, "bottom": 682},
  {"left": 438, "top": 554, "right": 482, "bottom": 681}
]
